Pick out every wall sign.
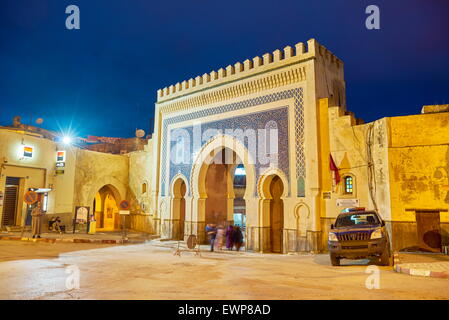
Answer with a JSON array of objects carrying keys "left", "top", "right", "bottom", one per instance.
[
  {"left": 56, "top": 151, "right": 66, "bottom": 162},
  {"left": 23, "top": 146, "right": 33, "bottom": 158},
  {"left": 337, "top": 198, "right": 360, "bottom": 207},
  {"left": 56, "top": 150, "right": 66, "bottom": 174}
]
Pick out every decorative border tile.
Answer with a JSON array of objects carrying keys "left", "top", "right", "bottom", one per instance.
[{"left": 160, "top": 87, "right": 304, "bottom": 196}]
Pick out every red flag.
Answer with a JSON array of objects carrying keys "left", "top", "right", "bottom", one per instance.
[{"left": 329, "top": 154, "right": 341, "bottom": 185}]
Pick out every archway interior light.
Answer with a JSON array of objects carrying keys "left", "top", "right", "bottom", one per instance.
[{"left": 235, "top": 166, "right": 246, "bottom": 176}]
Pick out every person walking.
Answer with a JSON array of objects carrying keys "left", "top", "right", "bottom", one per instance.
[
  {"left": 31, "top": 202, "right": 44, "bottom": 238},
  {"left": 225, "top": 225, "right": 235, "bottom": 250},
  {"left": 233, "top": 226, "right": 244, "bottom": 251},
  {"left": 205, "top": 223, "right": 217, "bottom": 252},
  {"left": 215, "top": 224, "right": 225, "bottom": 250}
]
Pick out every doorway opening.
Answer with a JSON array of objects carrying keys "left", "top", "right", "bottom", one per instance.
[
  {"left": 93, "top": 185, "right": 120, "bottom": 231},
  {"left": 1, "top": 177, "right": 20, "bottom": 227},
  {"left": 263, "top": 175, "right": 284, "bottom": 253},
  {"left": 233, "top": 164, "right": 246, "bottom": 232},
  {"left": 204, "top": 147, "right": 246, "bottom": 229},
  {"left": 416, "top": 211, "right": 442, "bottom": 252},
  {"left": 172, "top": 178, "right": 187, "bottom": 240}
]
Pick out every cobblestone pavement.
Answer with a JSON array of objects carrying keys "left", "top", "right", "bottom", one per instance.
[{"left": 0, "top": 240, "right": 449, "bottom": 299}]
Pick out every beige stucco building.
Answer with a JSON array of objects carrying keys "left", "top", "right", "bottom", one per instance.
[{"left": 1, "top": 39, "right": 448, "bottom": 253}]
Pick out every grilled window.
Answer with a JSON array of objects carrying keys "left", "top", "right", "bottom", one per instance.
[{"left": 344, "top": 176, "right": 353, "bottom": 194}]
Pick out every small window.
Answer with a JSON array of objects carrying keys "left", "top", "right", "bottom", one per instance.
[
  {"left": 142, "top": 183, "right": 147, "bottom": 194},
  {"left": 344, "top": 176, "right": 353, "bottom": 194}
]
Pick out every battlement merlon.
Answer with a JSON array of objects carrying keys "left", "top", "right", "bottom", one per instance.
[{"left": 156, "top": 39, "right": 344, "bottom": 103}]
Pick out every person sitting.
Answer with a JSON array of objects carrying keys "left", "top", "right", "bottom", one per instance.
[{"left": 49, "top": 217, "right": 65, "bottom": 233}]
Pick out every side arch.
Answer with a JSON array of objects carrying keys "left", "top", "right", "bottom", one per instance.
[{"left": 257, "top": 167, "right": 289, "bottom": 199}]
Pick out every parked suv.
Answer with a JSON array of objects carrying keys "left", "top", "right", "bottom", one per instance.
[{"left": 328, "top": 208, "right": 392, "bottom": 266}]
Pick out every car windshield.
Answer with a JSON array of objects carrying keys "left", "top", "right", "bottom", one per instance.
[{"left": 335, "top": 212, "right": 380, "bottom": 227}]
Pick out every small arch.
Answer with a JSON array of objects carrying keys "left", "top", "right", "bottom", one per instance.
[
  {"left": 170, "top": 173, "right": 189, "bottom": 197},
  {"left": 294, "top": 202, "right": 311, "bottom": 251},
  {"left": 171, "top": 175, "right": 187, "bottom": 240},
  {"left": 259, "top": 173, "right": 285, "bottom": 253},
  {"left": 258, "top": 167, "right": 289, "bottom": 199}
]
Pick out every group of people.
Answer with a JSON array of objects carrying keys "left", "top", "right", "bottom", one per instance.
[
  {"left": 31, "top": 202, "right": 65, "bottom": 238},
  {"left": 205, "top": 223, "right": 244, "bottom": 252}
]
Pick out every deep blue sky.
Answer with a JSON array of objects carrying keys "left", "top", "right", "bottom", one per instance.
[{"left": 1, "top": 0, "right": 448, "bottom": 138}]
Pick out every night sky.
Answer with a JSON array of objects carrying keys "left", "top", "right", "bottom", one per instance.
[{"left": 1, "top": 0, "right": 448, "bottom": 138}]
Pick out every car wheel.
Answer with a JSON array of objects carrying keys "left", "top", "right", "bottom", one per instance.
[
  {"left": 380, "top": 248, "right": 392, "bottom": 266},
  {"left": 330, "top": 254, "right": 340, "bottom": 266}
]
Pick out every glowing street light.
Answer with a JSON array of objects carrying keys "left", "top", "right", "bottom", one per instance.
[{"left": 62, "top": 136, "right": 72, "bottom": 145}]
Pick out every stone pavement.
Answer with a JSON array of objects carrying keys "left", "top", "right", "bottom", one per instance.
[
  {"left": 394, "top": 252, "right": 449, "bottom": 279},
  {"left": 0, "top": 230, "right": 158, "bottom": 244}
]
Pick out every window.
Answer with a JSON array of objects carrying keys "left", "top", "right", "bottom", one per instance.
[
  {"left": 344, "top": 176, "right": 353, "bottom": 194},
  {"left": 142, "top": 183, "right": 147, "bottom": 194},
  {"left": 335, "top": 212, "right": 380, "bottom": 227}
]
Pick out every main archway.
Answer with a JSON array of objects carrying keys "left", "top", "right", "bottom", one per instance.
[{"left": 190, "top": 134, "right": 256, "bottom": 243}]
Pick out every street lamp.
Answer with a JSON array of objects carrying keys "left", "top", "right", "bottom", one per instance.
[{"left": 62, "top": 136, "right": 72, "bottom": 145}]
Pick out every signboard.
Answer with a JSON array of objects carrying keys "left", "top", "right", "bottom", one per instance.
[
  {"left": 24, "top": 191, "right": 38, "bottom": 205},
  {"left": 73, "top": 206, "right": 90, "bottom": 234},
  {"left": 56, "top": 151, "right": 66, "bottom": 175},
  {"left": 55, "top": 164, "right": 65, "bottom": 175},
  {"left": 119, "top": 200, "right": 130, "bottom": 210},
  {"left": 75, "top": 206, "right": 89, "bottom": 222},
  {"left": 187, "top": 235, "right": 197, "bottom": 249},
  {"left": 56, "top": 151, "right": 66, "bottom": 162},
  {"left": 336, "top": 198, "right": 360, "bottom": 207},
  {"left": 119, "top": 210, "right": 130, "bottom": 215},
  {"left": 23, "top": 146, "right": 33, "bottom": 158}
]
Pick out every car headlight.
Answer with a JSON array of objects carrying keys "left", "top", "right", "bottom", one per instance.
[
  {"left": 328, "top": 232, "right": 338, "bottom": 242},
  {"left": 370, "top": 228, "right": 383, "bottom": 239}
]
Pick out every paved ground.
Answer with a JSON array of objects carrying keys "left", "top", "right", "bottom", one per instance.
[
  {"left": 0, "top": 240, "right": 448, "bottom": 300},
  {"left": 0, "top": 230, "right": 153, "bottom": 242},
  {"left": 395, "top": 252, "right": 449, "bottom": 278}
]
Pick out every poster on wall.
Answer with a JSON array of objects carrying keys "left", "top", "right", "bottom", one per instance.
[
  {"left": 23, "top": 146, "right": 33, "bottom": 158},
  {"left": 73, "top": 206, "right": 90, "bottom": 234}
]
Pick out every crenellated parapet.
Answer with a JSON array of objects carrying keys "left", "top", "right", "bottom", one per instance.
[{"left": 157, "top": 38, "right": 343, "bottom": 104}]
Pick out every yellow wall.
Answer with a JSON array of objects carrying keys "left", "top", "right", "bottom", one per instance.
[
  {"left": 0, "top": 129, "right": 76, "bottom": 223},
  {"left": 388, "top": 113, "right": 449, "bottom": 222}
]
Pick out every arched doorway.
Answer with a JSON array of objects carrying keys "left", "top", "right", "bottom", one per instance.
[
  {"left": 93, "top": 185, "right": 120, "bottom": 231},
  {"left": 269, "top": 176, "right": 284, "bottom": 253},
  {"left": 260, "top": 173, "right": 285, "bottom": 253},
  {"left": 190, "top": 134, "right": 256, "bottom": 244},
  {"left": 172, "top": 177, "right": 187, "bottom": 240}
]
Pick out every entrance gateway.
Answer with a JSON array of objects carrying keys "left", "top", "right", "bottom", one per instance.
[{"left": 152, "top": 39, "right": 345, "bottom": 253}]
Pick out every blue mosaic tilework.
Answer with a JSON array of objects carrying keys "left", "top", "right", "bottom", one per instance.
[
  {"left": 169, "top": 107, "right": 289, "bottom": 196},
  {"left": 160, "top": 87, "right": 305, "bottom": 196}
]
